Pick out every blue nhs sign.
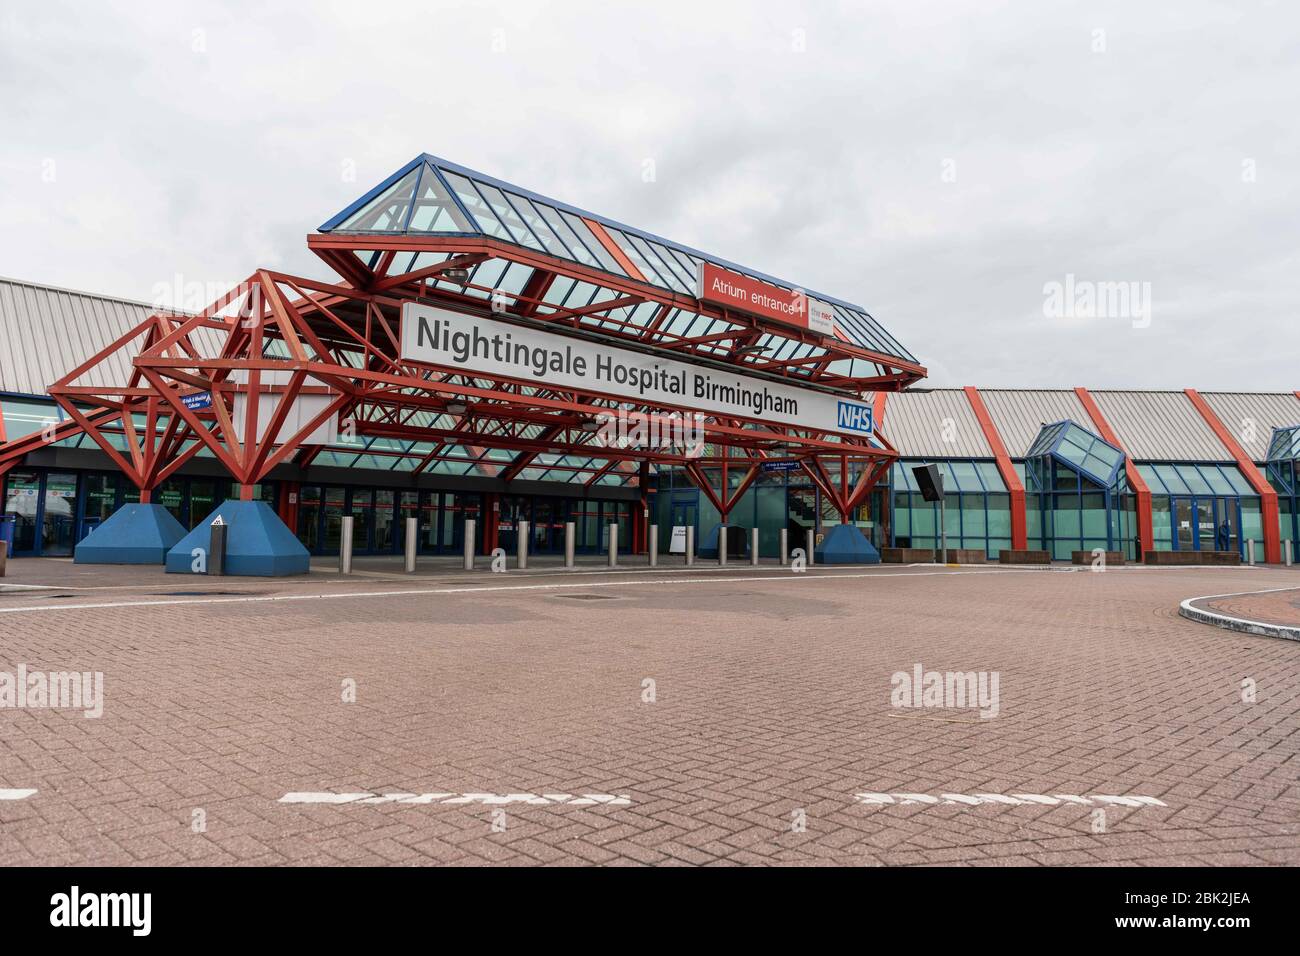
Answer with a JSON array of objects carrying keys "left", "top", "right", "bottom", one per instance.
[{"left": 836, "top": 401, "right": 874, "bottom": 435}]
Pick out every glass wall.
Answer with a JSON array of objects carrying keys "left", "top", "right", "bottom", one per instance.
[
  {"left": 1024, "top": 421, "right": 1134, "bottom": 560},
  {"left": 889, "top": 460, "right": 1010, "bottom": 559},
  {"left": 1135, "top": 462, "right": 1259, "bottom": 557}
]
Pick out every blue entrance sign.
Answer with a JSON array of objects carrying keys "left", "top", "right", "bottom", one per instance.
[
  {"left": 761, "top": 460, "right": 800, "bottom": 472},
  {"left": 182, "top": 391, "right": 213, "bottom": 411}
]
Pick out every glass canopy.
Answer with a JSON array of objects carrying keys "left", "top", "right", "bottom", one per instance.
[
  {"left": 319, "top": 154, "right": 918, "bottom": 367},
  {"left": 1026, "top": 419, "right": 1126, "bottom": 489}
]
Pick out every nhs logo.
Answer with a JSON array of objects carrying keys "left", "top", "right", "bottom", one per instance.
[{"left": 837, "top": 401, "right": 874, "bottom": 434}]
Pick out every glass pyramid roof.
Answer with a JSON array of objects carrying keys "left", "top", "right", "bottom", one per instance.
[
  {"left": 319, "top": 154, "right": 918, "bottom": 365},
  {"left": 1027, "top": 419, "right": 1126, "bottom": 488}
]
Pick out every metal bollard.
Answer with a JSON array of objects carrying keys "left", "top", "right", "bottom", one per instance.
[
  {"left": 1246, "top": 539, "right": 1255, "bottom": 566},
  {"left": 517, "top": 519, "right": 529, "bottom": 570},
  {"left": 463, "top": 518, "right": 476, "bottom": 570},
  {"left": 685, "top": 525, "right": 695, "bottom": 566},
  {"left": 649, "top": 524, "right": 658, "bottom": 566},
  {"left": 718, "top": 524, "right": 727, "bottom": 567},
  {"left": 564, "top": 521, "right": 576, "bottom": 569},
  {"left": 608, "top": 523, "right": 618, "bottom": 568},
  {"left": 404, "top": 516, "right": 418, "bottom": 573},
  {"left": 806, "top": 527, "right": 815, "bottom": 567},
  {"left": 1286, "top": 539, "right": 1294, "bottom": 567},
  {"left": 339, "top": 515, "right": 354, "bottom": 574},
  {"left": 751, "top": 527, "right": 760, "bottom": 566},
  {"left": 779, "top": 528, "right": 788, "bottom": 566},
  {"left": 209, "top": 520, "right": 227, "bottom": 576}
]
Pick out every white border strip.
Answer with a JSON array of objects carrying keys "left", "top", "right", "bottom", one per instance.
[
  {"left": 856, "top": 792, "right": 1167, "bottom": 808},
  {"left": 1178, "top": 586, "right": 1300, "bottom": 641},
  {"left": 0, "top": 788, "right": 37, "bottom": 800}
]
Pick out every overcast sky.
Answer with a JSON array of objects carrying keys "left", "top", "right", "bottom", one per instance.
[{"left": 1, "top": 1, "right": 1296, "bottom": 389}]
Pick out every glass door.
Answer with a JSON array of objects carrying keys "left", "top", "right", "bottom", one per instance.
[
  {"left": 322, "top": 486, "right": 346, "bottom": 553},
  {"left": 349, "top": 488, "right": 375, "bottom": 554},
  {"left": 298, "top": 485, "right": 322, "bottom": 552},
  {"left": 1174, "top": 497, "right": 1195, "bottom": 551},
  {"left": 374, "top": 489, "right": 396, "bottom": 553},
  {"left": 42, "top": 473, "right": 79, "bottom": 556}
]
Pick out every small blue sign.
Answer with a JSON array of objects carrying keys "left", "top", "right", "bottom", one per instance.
[
  {"left": 836, "top": 400, "right": 874, "bottom": 434},
  {"left": 761, "top": 460, "right": 799, "bottom": 472},
  {"left": 182, "top": 391, "right": 213, "bottom": 411}
]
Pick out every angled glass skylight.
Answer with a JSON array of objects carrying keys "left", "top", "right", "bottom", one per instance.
[
  {"left": 1026, "top": 420, "right": 1126, "bottom": 489},
  {"left": 319, "top": 154, "right": 919, "bottom": 366}
]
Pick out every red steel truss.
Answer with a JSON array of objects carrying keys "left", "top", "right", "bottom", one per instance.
[{"left": 13, "top": 224, "right": 924, "bottom": 535}]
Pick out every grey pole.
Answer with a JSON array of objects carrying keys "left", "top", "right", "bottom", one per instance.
[
  {"left": 339, "top": 515, "right": 354, "bottom": 574},
  {"left": 608, "top": 523, "right": 618, "bottom": 568},
  {"left": 806, "top": 527, "right": 815, "bottom": 567},
  {"left": 564, "top": 521, "right": 576, "bottom": 569},
  {"left": 463, "top": 518, "right": 475, "bottom": 570},
  {"left": 1286, "top": 539, "right": 1294, "bottom": 567},
  {"left": 751, "top": 526, "right": 760, "bottom": 566},
  {"left": 718, "top": 524, "right": 728, "bottom": 566},
  {"left": 208, "top": 521, "right": 227, "bottom": 576},
  {"left": 517, "top": 519, "right": 529, "bottom": 570},
  {"left": 685, "top": 525, "right": 695, "bottom": 566},
  {"left": 404, "top": 516, "right": 418, "bottom": 573},
  {"left": 1246, "top": 538, "right": 1255, "bottom": 566},
  {"left": 940, "top": 494, "right": 948, "bottom": 564},
  {"left": 779, "top": 528, "right": 788, "bottom": 566},
  {"left": 648, "top": 524, "right": 658, "bottom": 566}
]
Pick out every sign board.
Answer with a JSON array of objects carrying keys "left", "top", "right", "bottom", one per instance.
[
  {"left": 695, "top": 262, "right": 836, "bottom": 337},
  {"left": 761, "top": 460, "right": 800, "bottom": 472},
  {"left": 669, "top": 525, "right": 687, "bottom": 554},
  {"left": 182, "top": 391, "right": 213, "bottom": 411},
  {"left": 399, "top": 303, "right": 873, "bottom": 438},
  {"left": 210, "top": 515, "right": 225, "bottom": 526}
]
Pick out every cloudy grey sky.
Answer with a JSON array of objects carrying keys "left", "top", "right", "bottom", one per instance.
[{"left": 1, "top": 1, "right": 1296, "bottom": 389}]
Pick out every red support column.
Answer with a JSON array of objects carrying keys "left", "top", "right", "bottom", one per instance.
[
  {"left": 279, "top": 481, "right": 300, "bottom": 530},
  {"left": 1074, "top": 387, "right": 1154, "bottom": 561},
  {"left": 963, "top": 387, "right": 1027, "bottom": 550},
  {"left": 1185, "top": 389, "right": 1282, "bottom": 563}
]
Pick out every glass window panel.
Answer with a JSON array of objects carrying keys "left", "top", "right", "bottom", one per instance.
[
  {"left": 560, "top": 212, "right": 625, "bottom": 275},
  {"left": 337, "top": 167, "right": 420, "bottom": 231},
  {"left": 534, "top": 203, "right": 602, "bottom": 268},
  {"left": 407, "top": 167, "right": 474, "bottom": 232},
  {"left": 1177, "top": 464, "right": 1213, "bottom": 495},
  {"left": 509, "top": 194, "right": 574, "bottom": 259},
  {"left": 475, "top": 182, "right": 545, "bottom": 250},
  {"left": 440, "top": 170, "right": 513, "bottom": 240}
]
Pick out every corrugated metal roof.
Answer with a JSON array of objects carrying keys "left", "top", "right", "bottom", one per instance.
[
  {"left": 878, "top": 389, "right": 992, "bottom": 458},
  {"left": 1089, "top": 390, "right": 1229, "bottom": 462},
  {"left": 1199, "top": 391, "right": 1300, "bottom": 462},
  {"left": 0, "top": 277, "right": 220, "bottom": 395},
  {"left": 976, "top": 388, "right": 1092, "bottom": 458}
]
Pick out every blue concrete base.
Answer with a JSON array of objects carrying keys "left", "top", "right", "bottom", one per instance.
[
  {"left": 74, "top": 503, "right": 187, "bottom": 564},
  {"left": 165, "top": 500, "right": 309, "bottom": 576},
  {"left": 814, "top": 523, "right": 881, "bottom": 565}
]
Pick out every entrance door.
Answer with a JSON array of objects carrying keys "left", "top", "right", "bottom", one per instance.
[
  {"left": 322, "top": 486, "right": 346, "bottom": 553},
  {"left": 42, "top": 473, "right": 78, "bottom": 556},
  {"left": 1174, "top": 497, "right": 1195, "bottom": 551}
]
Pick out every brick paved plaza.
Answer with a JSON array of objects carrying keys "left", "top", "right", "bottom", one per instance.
[{"left": 1, "top": 558, "right": 1298, "bottom": 866}]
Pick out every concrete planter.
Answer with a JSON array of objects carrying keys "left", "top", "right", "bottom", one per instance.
[
  {"left": 1144, "top": 550, "right": 1241, "bottom": 566},
  {"left": 998, "top": 549, "right": 1051, "bottom": 564}
]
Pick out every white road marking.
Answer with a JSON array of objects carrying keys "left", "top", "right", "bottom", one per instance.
[
  {"left": 855, "top": 792, "right": 1167, "bottom": 808},
  {"left": 0, "top": 788, "right": 37, "bottom": 800},
  {"left": 279, "top": 791, "right": 631, "bottom": 807},
  {"left": 0, "top": 565, "right": 1150, "bottom": 616}
]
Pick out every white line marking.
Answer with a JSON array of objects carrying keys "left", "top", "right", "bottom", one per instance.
[
  {"left": 279, "top": 791, "right": 631, "bottom": 807},
  {"left": 0, "top": 788, "right": 37, "bottom": 800},
  {"left": 854, "top": 792, "right": 1167, "bottom": 808},
  {"left": 0, "top": 566, "right": 1128, "bottom": 616}
]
